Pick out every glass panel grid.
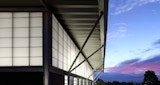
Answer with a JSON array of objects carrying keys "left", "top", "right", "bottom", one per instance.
[
  {"left": 52, "top": 14, "right": 94, "bottom": 79},
  {"left": 0, "top": 12, "right": 42, "bottom": 66}
]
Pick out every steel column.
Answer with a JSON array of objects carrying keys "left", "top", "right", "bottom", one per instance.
[
  {"left": 68, "top": 11, "right": 104, "bottom": 72},
  {"left": 41, "top": 0, "right": 94, "bottom": 70},
  {"left": 43, "top": 11, "right": 52, "bottom": 85}
]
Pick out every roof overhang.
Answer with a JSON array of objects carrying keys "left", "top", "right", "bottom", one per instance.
[{"left": 0, "top": 0, "right": 106, "bottom": 71}]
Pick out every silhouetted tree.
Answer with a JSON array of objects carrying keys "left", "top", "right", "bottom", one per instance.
[
  {"left": 142, "top": 70, "right": 159, "bottom": 85},
  {"left": 96, "top": 79, "right": 106, "bottom": 85},
  {"left": 112, "top": 81, "right": 120, "bottom": 85}
]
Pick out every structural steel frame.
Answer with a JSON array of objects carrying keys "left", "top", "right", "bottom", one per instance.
[
  {"left": 0, "top": 7, "right": 97, "bottom": 85},
  {"left": 0, "top": 0, "right": 108, "bottom": 84}
]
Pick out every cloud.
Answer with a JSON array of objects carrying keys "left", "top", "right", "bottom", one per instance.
[
  {"left": 107, "top": 23, "right": 128, "bottom": 40},
  {"left": 105, "top": 54, "right": 160, "bottom": 75},
  {"left": 120, "top": 58, "right": 139, "bottom": 66},
  {"left": 141, "top": 48, "right": 152, "bottom": 53},
  {"left": 110, "top": 0, "right": 160, "bottom": 15},
  {"left": 141, "top": 39, "right": 160, "bottom": 53},
  {"left": 99, "top": 72, "right": 144, "bottom": 82},
  {"left": 153, "top": 39, "right": 160, "bottom": 46},
  {"left": 113, "top": 23, "right": 128, "bottom": 26}
]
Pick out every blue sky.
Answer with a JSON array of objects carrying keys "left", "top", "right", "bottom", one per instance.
[{"left": 103, "top": 0, "right": 160, "bottom": 82}]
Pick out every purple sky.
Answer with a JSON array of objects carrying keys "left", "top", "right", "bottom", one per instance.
[{"left": 103, "top": 0, "right": 160, "bottom": 82}]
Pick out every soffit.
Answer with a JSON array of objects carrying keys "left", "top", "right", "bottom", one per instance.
[{"left": 0, "top": 0, "right": 105, "bottom": 71}]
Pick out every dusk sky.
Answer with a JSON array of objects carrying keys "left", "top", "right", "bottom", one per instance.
[{"left": 102, "top": 0, "right": 160, "bottom": 82}]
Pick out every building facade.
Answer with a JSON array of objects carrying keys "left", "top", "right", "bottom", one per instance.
[{"left": 0, "top": 0, "right": 107, "bottom": 85}]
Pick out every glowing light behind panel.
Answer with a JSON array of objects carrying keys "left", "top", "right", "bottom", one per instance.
[
  {"left": 0, "top": 12, "right": 42, "bottom": 66},
  {"left": 52, "top": 15, "right": 93, "bottom": 80}
]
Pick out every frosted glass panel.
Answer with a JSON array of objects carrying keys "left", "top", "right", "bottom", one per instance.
[
  {"left": 13, "top": 18, "right": 29, "bottom": 27},
  {"left": 59, "top": 37, "right": 63, "bottom": 45},
  {"left": 13, "top": 48, "right": 29, "bottom": 57},
  {"left": 30, "top": 18, "right": 42, "bottom": 27},
  {"left": 14, "top": 28, "right": 29, "bottom": 37},
  {"left": 0, "top": 13, "right": 12, "bottom": 18},
  {"left": 0, "top": 48, "right": 12, "bottom": 57},
  {"left": 0, "top": 38, "right": 12, "bottom": 47},
  {"left": 0, "top": 12, "right": 43, "bottom": 66},
  {"left": 64, "top": 33, "right": 67, "bottom": 42},
  {"left": 64, "top": 49, "right": 67, "bottom": 57},
  {"left": 0, "top": 19, "right": 12, "bottom": 27},
  {"left": 53, "top": 40, "right": 58, "bottom": 49},
  {"left": 13, "top": 58, "right": 29, "bottom": 66},
  {"left": 59, "top": 27, "right": 63, "bottom": 37},
  {"left": 30, "top": 57, "right": 42, "bottom": 65},
  {"left": 53, "top": 30, "right": 58, "bottom": 40},
  {"left": 52, "top": 58, "right": 58, "bottom": 67},
  {"left": 30, "top": 38, "right": 42, "bottom": 47},
  {"left": 64, "top": 42, "right": 67, "bottom": 50},
  {"left": 30, "top": 12, "right": 42, "bottom": 17},
  {"left": 14, "top": 13, "right": 29, "bottom": 17},
  {"left": 58, "top": 61, "right": 63, "bottom": 69},
  {"left": 30, "top": 48, "right": 42, "bottom": 57},
  {"left": 53, "top": 48, "right": 58, "bottom": 58},
  {"left": 13, "top": 38, "right": 29, "bottom": 47},
  {"left": 52, "top": 17, "right": 58, "bottom": 31},
  {"left": 0, "top": 58, "right": 12, "bottom": 66},
  {"left": 30, "top": 28, "right": 42, "bottom": 37},
  {"left": 59, "top": 45, "right": 63, "bottom": 53},
  {"left": 0, "top": 28, "right": 12, "bottom": 37}
]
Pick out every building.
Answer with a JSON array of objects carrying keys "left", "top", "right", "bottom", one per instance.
[{"left": 0, "top": 0, "right": 107, "bottom": 85}]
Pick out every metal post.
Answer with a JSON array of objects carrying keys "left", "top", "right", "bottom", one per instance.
[
  {"left": 43, "top": 11, "right": 52, "bottom": 85},
  {"left": 70, "top": 45, "right": 104, "bottom": 72},
  {"left": 68, "top": 73, "right": 70, "bottom": 85},
  {"left": 68, "top": 12, "right": 104, "bottom": 72}
]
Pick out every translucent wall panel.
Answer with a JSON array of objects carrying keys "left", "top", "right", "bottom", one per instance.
[
  {"left": 52, "top": 15, "right": 93, "bottom": 79},
  {"left": 74, "top": 77, "right": 78, "bottom": 85},
  {"left": 0, "top": 58, "right": 12, "bottom": 66},
  {"left": 0, "top": 48, "right": 12, "bottom": 58},
  {"left": 0, "top": 29, "right": 12, "bottom": 37},
  {"left": 14, "top": 28, "right": 29, "bottom": 37},
  {"left": 0, "top": 12, "right": 12, "bottom": 66},
  {"left": 79, "top": 78, "right": 82, "bottom": 85},
  {"left": 0, "top": 19, "right": 12, "bottom": 27},
  {"left": 64, "top": 75, "right": 68, "bottom": 85},
  {"left": 13, "top": 58, "right": 29, "bottom": 66},
  {"left": 0, "top": 12, "right": 42, "bottom": 66},
  {"left": 30, "top": 12, "right": 42, "bottom": 66}
]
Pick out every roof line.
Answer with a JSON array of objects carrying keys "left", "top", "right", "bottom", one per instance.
[{"left": 40, "top": 0, "right": 94, "bottom": 69}]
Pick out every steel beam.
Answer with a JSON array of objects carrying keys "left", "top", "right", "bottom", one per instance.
[
  {"left": 68, "top": 11, "right": 104, "bottom": 72},
  {"left": 70, "top": 45, "right": 104, "bottom": 72},
  {"left": 40, "top": 0, "right": 94, "bottom": 69}
]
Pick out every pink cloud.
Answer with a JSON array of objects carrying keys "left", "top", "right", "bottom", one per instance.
[{"left": 106, "top": 55, "right": 160, "bottom": 75}]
